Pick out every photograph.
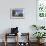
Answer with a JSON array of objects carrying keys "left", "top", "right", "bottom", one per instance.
[{"left": 10, "top": 8, "right": 24, "bottom": 19}]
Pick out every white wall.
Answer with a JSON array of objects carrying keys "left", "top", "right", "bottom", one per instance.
[{"left": 0, "top": 0, "right": 36, "bottom": 42}]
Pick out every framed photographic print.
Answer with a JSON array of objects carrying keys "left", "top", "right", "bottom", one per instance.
[{"left": 10, "top": 8, "right": 24, "bottom": 19}]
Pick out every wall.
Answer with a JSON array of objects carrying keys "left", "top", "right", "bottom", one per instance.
[{"left": 0, "top": 0, "right": 36, "bottom": 42}]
